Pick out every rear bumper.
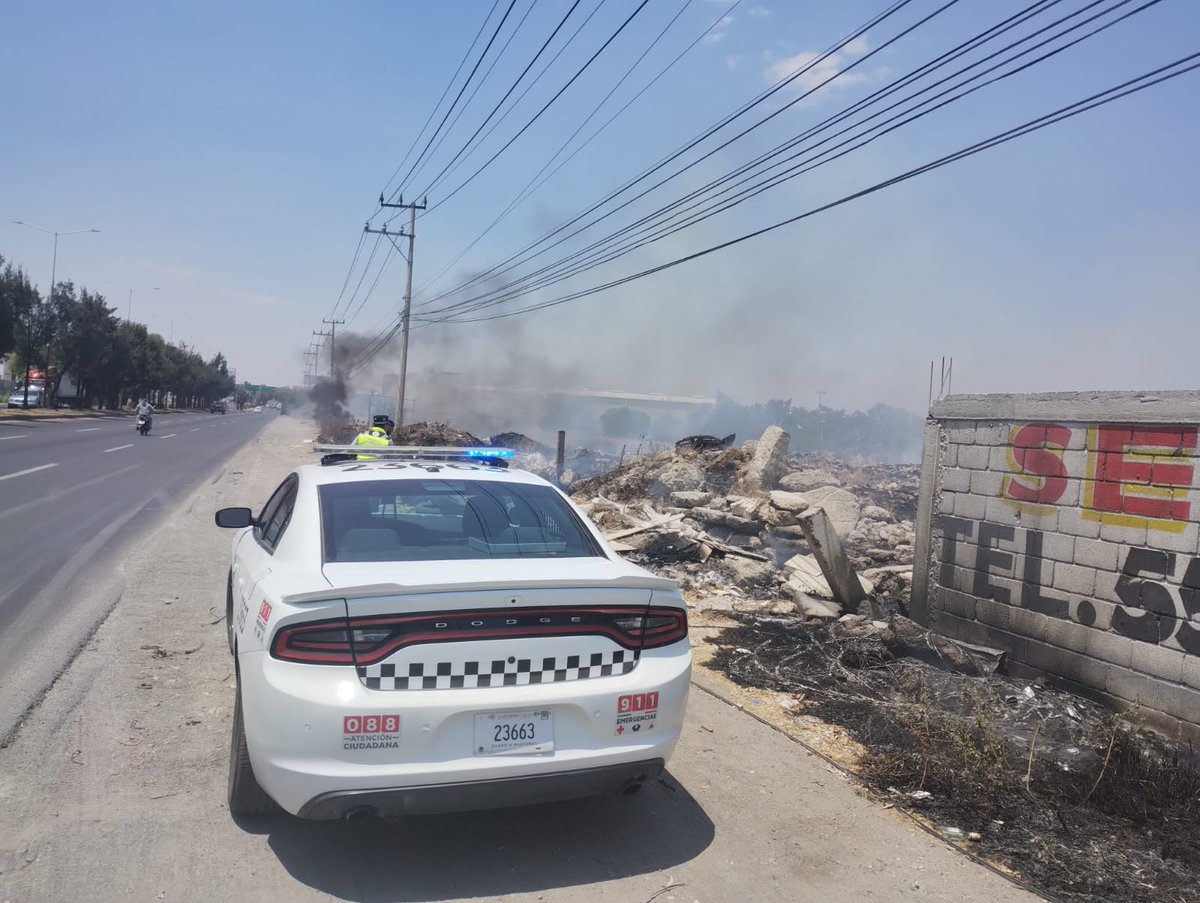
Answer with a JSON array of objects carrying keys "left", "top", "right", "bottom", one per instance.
[
  {"left": 298, "top": 758, "right": 664, "bottom": 819},
  {"left": 239, "top": 645, "right": 690, "bottom": 816}
]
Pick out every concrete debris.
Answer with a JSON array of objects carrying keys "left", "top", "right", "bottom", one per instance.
[
  {"left": 649, "top": 460, "right": 707, "bottom": 497},
  {"left": 862, "top": 564, "right": 914, "bottom": 583},
  {"left": 796, "top": 506, "right": 869, "bottom": 610},
  {"left": 861, "top": 504, "right": 894, "bottom": 522},
  {"left": 739, "top": 425, "right": 790, "bottom": 492},
  {"left": 801, "top": 485, "right": 862, "bottom": 539},
  {"left": 565, "top": 425, "right": 919, "bottom": 623},
  {"left": 732, "top": 599, "right": 798, "bottom": 616},
  {"left": 768, "top": 490, "right": 811, "bottom": 513},
  {"left": 687, "top": 507, "right": 762, "bottom": 535},
  {"left": 779, "top": 469, "right": 842, "bottom": 492},
  {"left": 669, "top": 490, "right": 713, "bottom": 508}
]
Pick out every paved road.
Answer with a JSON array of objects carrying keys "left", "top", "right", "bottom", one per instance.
[{"left": 0, "top": 408, "right": 273, "bottom": 742}]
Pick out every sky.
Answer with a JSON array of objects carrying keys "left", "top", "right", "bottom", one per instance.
[{"left": 4, "top": 0, "right": 1200, "bottom": 416}]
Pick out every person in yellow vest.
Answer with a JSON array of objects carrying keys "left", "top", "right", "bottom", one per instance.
[{"left": 352, "top": 425, "right": 390, "bottom": 460}]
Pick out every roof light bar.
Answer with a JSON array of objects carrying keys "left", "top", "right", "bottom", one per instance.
[{"left": 312, "top": 445, "right": 516, "bottom": 459}]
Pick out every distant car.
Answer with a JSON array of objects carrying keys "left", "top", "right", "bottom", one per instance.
[
  {"left": 211, "top": 401, "right": 227, "bottom": 414},
  {"left": 254, "top": 405, "right": 263, "bottom": 413},
  {"left": 214, "top": 446, "right": 691, "bottom": 819},
  {"left": 7, "top": 387, "right": 43, "bottom": 409}
]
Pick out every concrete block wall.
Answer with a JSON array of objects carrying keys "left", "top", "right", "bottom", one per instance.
[{"left": 912, "top": 391, "right": 1200, "bottom": 741}]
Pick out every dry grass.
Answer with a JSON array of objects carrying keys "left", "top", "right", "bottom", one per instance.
[{"left": 706, "top": 615, "right": 1200, "bottom": 903}]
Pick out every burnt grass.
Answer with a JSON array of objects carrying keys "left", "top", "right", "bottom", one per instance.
[{"left": 706, "top": 616, "right": 1200, "bottom": 903}]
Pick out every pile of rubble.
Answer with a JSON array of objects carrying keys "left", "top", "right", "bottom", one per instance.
[
  {"left": 571, "top": 426, "right": 919, "bottom": 621},
  {"left": 392, "top": 421, "right": 485, "bottom": 447}
]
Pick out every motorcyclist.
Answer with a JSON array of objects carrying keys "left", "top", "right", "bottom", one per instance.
[
  {"left": 135, "top": 398, "right": 155, "bottom": 432},
  {"left": 352, "top": 425, "right": 390, "bottom": 461}
]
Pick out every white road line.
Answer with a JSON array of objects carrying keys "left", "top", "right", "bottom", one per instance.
[
  {"left": 0, "top": 435, "right": 29, "bottom": 441},
  {"left": 0, "top": 463, "right": 58, "bottom": 482},
  {"left": 104, "top": 444, "right": 134, "bottom": 453},
  {"left": 159, "top": 433, "right": 177, "bottom": 439},
  {"left": 76, "top": 427, "right": 102, "bottom": 432},
  {"left": 190, "top": 428, "right": 201, "bottom": 432}
]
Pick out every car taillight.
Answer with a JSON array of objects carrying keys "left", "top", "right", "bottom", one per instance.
[
  {"left": 612, "top": 608, "right": 688, "bottom": 649},
  {"left": 273, "top": 623, "right": 354, "bottom": 664}
]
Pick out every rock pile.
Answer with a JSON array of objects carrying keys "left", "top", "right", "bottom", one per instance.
[{"left": 571, "top": 426, "right": 918, "bottom": 621}]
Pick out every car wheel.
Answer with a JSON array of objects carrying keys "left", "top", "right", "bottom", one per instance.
[
  {"left": 228, "top": 679, "right": 277, "bottom": 817},
  {"left": 225, "top": 569, "right": 236, "bottom": 655}
]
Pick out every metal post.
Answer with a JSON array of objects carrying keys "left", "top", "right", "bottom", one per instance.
[{"left": 556, "top": 431, "right": 566, "bottom": 482}]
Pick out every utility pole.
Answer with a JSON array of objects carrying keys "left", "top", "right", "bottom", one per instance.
[
  {"left": 302, "top": 346, "right": 319, "bottom": 385},
  {"left": 312, "top": 328, "right": 331, "bottom": 378},
  {"left": 366, "top": 195, "right": 426, "bottom": 426},
  {"left": 320, "top": 317, "right": 344, "bottom": 379}
]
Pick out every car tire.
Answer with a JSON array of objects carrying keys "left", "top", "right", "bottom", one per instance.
[{"left": 228, "top": 682, "right": 277, "bottom": 817}]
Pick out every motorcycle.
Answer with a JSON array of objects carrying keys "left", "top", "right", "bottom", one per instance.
[{"left": 136, "top": 414, "right": 151, "bottom": 436}]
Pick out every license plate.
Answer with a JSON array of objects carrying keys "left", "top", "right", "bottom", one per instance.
[{"left": 473, "top": 710, "right": 554, "bottom": 756}]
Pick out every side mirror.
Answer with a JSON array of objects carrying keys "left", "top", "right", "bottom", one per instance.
[{"left": 215, "top": 507, "right": 254, "bottom": 529}]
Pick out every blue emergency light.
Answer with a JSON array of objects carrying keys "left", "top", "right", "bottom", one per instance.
[{"left": 465, "top": 448, "right": 517, "bottom": 458}]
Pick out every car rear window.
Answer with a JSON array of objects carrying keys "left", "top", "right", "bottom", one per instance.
[{"left": 318, "top": 478, "right": 604, "bottom": 563}]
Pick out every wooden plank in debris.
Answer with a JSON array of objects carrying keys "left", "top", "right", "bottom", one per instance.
[
  {"left": 699, "top": 533, "right": 770, "bottom": 562},
  {"left": 603, "top": 512, "right": 685, "bottom": 541}
]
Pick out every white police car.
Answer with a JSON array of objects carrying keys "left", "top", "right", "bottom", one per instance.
[{"left": 215, "top": 446, "right": 691, "bottom": 819}]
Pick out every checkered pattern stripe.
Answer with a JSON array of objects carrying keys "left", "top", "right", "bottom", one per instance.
[{"left": 359, "top": 649, "right": 639, "bottom": 690}]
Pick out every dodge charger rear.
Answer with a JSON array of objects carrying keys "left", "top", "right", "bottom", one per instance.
[{"left": 217, "top": 456, "right": 691, "bottom": 819}]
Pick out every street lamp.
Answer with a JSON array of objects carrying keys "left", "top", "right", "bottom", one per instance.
[
  {"left": 12, "top": 221, "right": 100, "bottom": 407},
  {"left": 127, "top": 285, "right": 160, "bottom": 322}
]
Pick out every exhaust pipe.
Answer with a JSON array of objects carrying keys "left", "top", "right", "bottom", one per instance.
[{"left": 344, "top": 805, "right": 375, "bottom": 823}]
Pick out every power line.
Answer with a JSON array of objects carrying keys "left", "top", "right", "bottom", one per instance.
[
  {"left": 414, "top": 0, "right": 920, "bottom": 308},
  {"left": 404, "top": 0, "right": 544, "bottom": 195},
  {"left": 375, "top": 0, "right": 502, "bottom": 211},
  {"left": 413, "top": 0, "right": 730, "bottom": 296},
  {"left": 344, "top": 0, "right": 924, "bottom": 369},
  {"left": 416, "top": 0, "right": 954, "bottom": 316},
  {"left": 385, "top": 0, "right": 609, "bottom": 230},
  {"left": 421, "top": 0, "right": 1147, "bottom": 320},
  {"left": 388, "top": 0, "right": 520, "bottom": 203},
  {"left": 413, "top": 0, "right": 585, "bottom": 201},
  {"left": 326, "top": 230, "right": 368, "bottom": 322},
  {"left": 422, "top": 0, "right": 654, "bottom": 217},
  {"left": 343, "top": 243, "right": 400, "bottom": 328},
  {"left": 428, "top": 51, "right": 1200, "bottom": 326},
  {"left": 336, "top": 232, "right": 385, "bottom": 323}
]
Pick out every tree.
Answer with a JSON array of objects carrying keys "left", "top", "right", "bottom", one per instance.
[{"left": 0, "top": 255, "right": 37, "bottom": 359}]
